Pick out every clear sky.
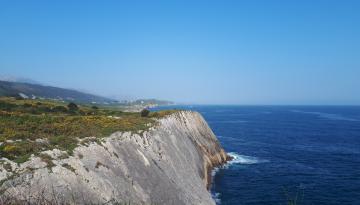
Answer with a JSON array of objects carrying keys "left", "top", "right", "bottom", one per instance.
[{"left": 1, "top": 0, "right": 359, "bottom": 105}]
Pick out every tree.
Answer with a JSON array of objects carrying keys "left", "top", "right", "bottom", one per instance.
[
  {"left": 91, "top": 106, "right": 99, "bottom": 110},
  {"left": 140, "top": 109, "right": 150, "bottom": 117}
]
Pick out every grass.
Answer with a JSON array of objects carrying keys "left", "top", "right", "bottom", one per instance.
[
  {"left": 0, "top": 97, "right": 178, "bottom": 164},
  {"left": 61, "top": 163, "right": 76, "bottom": 173},
  {"left": 39, "top": 153, "right": 55, "bottom": 170},
  {"left": 149, "top": 110, "right": 178, "bottom": 118}
]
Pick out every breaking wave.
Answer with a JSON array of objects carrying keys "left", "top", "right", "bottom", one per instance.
[
  {"left": 227, "top": 152, "right": 269, "bottom": 165},
  {"left": 211, "top": 192, "right": 221, "bottom": 204}
]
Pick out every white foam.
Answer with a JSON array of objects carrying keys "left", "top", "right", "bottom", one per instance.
[
  {"left": 210, "top": 168, "right": 221, "bottom": 204},
  {"left": 227, "top": 152, "right": 269, "bottom": 165},
  {"left": 211, "top": 192, "right": 221, "bottom": 204},
  {"left": 211, "top": 167, "right": 220, "bottom": 177}
]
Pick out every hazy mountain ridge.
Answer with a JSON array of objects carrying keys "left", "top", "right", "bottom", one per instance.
[
  {"left": 0, "top": 80, "right": 174, "bottom": 107},
  {"left": 0, "top": 80, "right": 117, "bottom": 104}
]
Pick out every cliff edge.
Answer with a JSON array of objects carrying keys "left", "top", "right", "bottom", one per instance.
[{"left": 0, "top": 111, "right": 229, "bottom": 204}]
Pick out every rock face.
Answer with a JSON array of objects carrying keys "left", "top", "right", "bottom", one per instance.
[{"left": 0, "top": 111, "right": 229, "bottom": 205}]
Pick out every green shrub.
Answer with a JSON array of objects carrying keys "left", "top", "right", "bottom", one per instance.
[
  {"left": 22, "top": 103, "right": 32, "bottom": 108},
  {"left": 49, "top": 135, "right": 78, "bottom": 155},
  {"left": 39, "top": 153, "right": 55, "bottom": 169},
  {"left": 140, "top": 109, "right": 150, "bottom": 117},
  {"left": 67, "top": 102, "right": 78, "bottom": 111},
  {"left": 62, "top": 163, "right": 76, "bottom": 173},
  {"left": 52, "top": 105, "right": 68, "bottom": 113},
  {"left": 0, "top": 141, "right": 41, "bottom": 163}
]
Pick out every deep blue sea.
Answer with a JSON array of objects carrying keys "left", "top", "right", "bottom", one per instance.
[{"left": 153, "top": 105, "right": 360, "bottom": 205}]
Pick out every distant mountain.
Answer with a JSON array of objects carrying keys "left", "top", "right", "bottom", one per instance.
[{"left": 0, "top": 80, "right": 116, "bottom": 104}]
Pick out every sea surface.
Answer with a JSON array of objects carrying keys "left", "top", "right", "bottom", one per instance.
[{"left": 153, "top": 105, "right": 360, "bottom": 205}]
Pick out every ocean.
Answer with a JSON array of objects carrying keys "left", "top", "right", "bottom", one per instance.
[{"left": 153, "top": 105, "right": 360, "bottom": 205}]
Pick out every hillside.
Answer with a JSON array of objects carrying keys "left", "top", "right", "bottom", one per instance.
[{"left": 0, "top": 80, "right": 115, "bottom": 104}]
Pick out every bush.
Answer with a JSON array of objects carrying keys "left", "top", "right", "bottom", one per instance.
[
  {"left": 52, "top": 105, "right": 68, "bottom": 113},
  {"left": 22, "top": 103, "right": 32, "bottom": 108},
  {"left": 0, "top": 101, "right": 16, "bottom": 111},
  {"left": 0, "top": 141, "right": 39, "bottom": 162},
  {"left": 49, "top": 135, "right": 78, "bottom": 154},
  {"left": 67, "top": 102, "right": 78, "bottom": 111},
  {"left": 140, "top": 109, "right": 150, "bottom": 117},
  {"left": 39, "top": 153, "right": 55, "bottom": 169}
]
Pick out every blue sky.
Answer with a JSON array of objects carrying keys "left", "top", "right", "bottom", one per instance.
[{"left": 1, "top": 0, "right": 359, "bottom": 105}]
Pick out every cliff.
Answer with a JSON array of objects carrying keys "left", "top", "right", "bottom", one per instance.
[{"left": 0, "top": 111, "right": 229, "bottom": 205}]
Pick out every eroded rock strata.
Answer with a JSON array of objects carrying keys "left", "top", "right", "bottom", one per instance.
[{"left": 0, "top": 111, "right": 229, "bottom": 205}]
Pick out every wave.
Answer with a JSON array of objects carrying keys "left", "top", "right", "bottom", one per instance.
[
  {"left": 211, "top": 192, "right": 221, "bottom": 204},
  {"left": 227, "top": 152, "right": 269, "bottom": 165},
  {"left": 211, "top": 167, "right": 220, "bottom": 177}
]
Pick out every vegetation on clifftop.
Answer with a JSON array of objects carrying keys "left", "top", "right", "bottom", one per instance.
[{"left": 0, "top": 97, "right": 178, "bottom": 163}]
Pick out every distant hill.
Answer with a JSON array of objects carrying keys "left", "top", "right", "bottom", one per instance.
[{"left": 0, "top": 80, "right": 116, "bottom": 104}]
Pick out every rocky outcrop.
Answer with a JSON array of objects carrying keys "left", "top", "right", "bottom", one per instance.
[{"left": 0, "top": 111, "right": 229, "bottom": 205}]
